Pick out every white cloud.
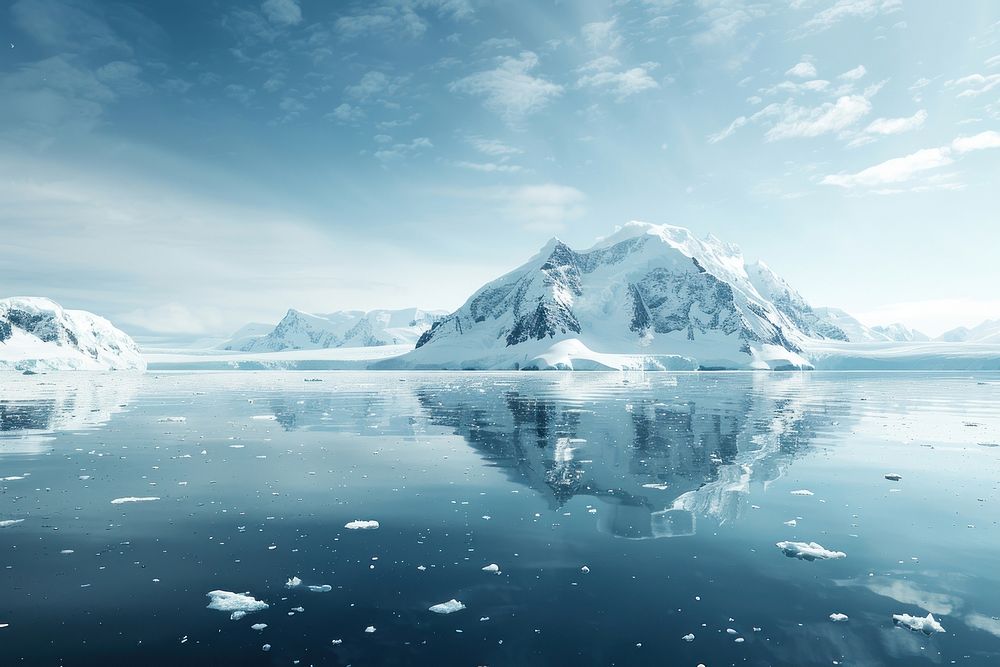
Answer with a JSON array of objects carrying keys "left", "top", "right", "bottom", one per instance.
[
  {"left": 864, "top": 109, "right": 927, "bottom": 135},
  {"left": 449, "top": 52, "right": 563, "bottom": 123},
  {"left": 119, "top": 303, "right": 226, "bottom": 335},
  {"left": 577, "top": 57, "right": 659, "bottom": 101},
  {"left": 708, "top": 115, "right": 748, "bottom": 143},
  {"left": 327, "top": 103, "right": 364, "bottom": 122},
  {"left": 838, "top": 65, "right": 867, "bottom": 80},
  {"left": 786, "top": 61, "right": 817, "bottom": 78},
  {"left": 374, "top": 137, "right": 433, "bottom": 161},
  {"left": 765, "top": 94, "right": 872, "bottom": 140},
  {"left": 947, "top": 73, "right": 1000, "bottom": 98},
  {"left": 454, "top": 160, "right": 523, "bottom": 173},
  {"left": 261, "top": 0, "right": 302, "bottom": 26},
  {"left": 987, "top": 54, "right": 1000, "bottom": 69},
  {"left": 822, "top": 132, "right": 1000, "bottom": 189},
  {"left": 951, "top": 130, "right": 1000, "bottom": 153},
  {"left": 582, "top": 19, "right": 622, "bottom": 50},
  {"left": 801, "top": 0, "right": 902, "bottom": 35},
  {"left": 467, "top": 137, "right": 522, "bottom": 156},
  {"left": 694, "top": 1, "right": 760, "bottom": 45}
]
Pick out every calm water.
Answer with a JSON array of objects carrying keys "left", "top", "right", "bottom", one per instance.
[{"left": 2, "top": 371, "right": 1000, "bottom": 666}]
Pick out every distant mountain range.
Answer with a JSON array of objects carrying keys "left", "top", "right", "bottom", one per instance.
[
  {"left": 5, "top": 224, "right": 1000, "bottom": 371},
  {"left": 221, "top": 308, "right": 447, "bottom": 352}
]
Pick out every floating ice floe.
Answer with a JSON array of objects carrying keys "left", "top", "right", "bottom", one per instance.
[
  {"left": 790, "top": 489, "right": 814, "bottom": 496},
  {"left": 783, "top": 519, "right": 797, "bottom": 527},
  {"left": 157, "top": 416, "right": 186, "bottom": 423},
  {"left": 682, "top": 633, "right": 695, "bottom": 641},
  {"left": 110, "top": 496, "right": 160, "bottom": 504},
  {"left": 429, "top": 599, "right": 466, "bottom": 614},
  {"left": 251, "top": 623, "right": 267, "bottom": 631},
  {"left": 0, "top": 519, "right": 25, "bottom": 527},
  {"left": 285, "top": 576, "right": 302, "bottom": 588},
  {"left": 893, "top": 612, "right": 945, "bottom": 635},
  {"left": 642, "top": 483, "right": 670, "bottom": 490},
  {"left": 776, "top": 541, "right": 846, "bottom": 561},
  {"left": 581, "top": 565, "right": 590, "bottom": 574},
  {"left": 364, "top": 625, "right": 376, "bottom": 633},
  {"left": 829, "top": 613, "right": 849, "bottom": 622},
  {"left": 206, "top": 590, "right": 269, "bottom": 620},
  {"left": 482, "top": 563, "right": 500, "bottom": 574},
  {"left": 308, "top": 585, "right": 332, "bottom": 592},
  {"left": 884, "top": 473, "right": 903, "bottom": 481},
  {"left": 251, "top": 415, "right": 277, "bottom": 421},
  {"left": 344, "top": 520, "right": 379, "bottom": 530}
]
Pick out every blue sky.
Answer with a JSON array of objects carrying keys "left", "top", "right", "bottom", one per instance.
[{"left": 2, "top": 0, "right": 998, "bottom": 338}]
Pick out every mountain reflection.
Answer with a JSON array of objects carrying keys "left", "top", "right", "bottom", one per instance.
[{"left": 414, "top": 373, "right": 844, "bottom": 538}]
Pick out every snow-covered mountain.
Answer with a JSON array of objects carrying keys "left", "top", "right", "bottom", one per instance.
[
  {"left": 871, "top": 323, "right": 929, "bottom": 342},
  {"left": 937, "top": 319, "right": 1000, "bottom": 343},
  {"left": 227, "top": 308, "right": 446, "bottom": 352},
  {"left": 0, "top": 297, "right": 145, "bottom": 371},
  {"left": 810, "top": 307, "right": 886, "bottom": 342},
  {"left": 383, "top": 222, "right": 862, "bottom": 371}
]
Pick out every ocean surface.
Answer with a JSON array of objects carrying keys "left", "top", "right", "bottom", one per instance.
[{"left": 2, "top": 371, "right": 999, "bottom": 666}]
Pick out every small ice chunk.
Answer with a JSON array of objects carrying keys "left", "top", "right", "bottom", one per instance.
[
  {"left": 262, "top": 644, "right": 271, "bottom": 651},
  {"left": 364, "top": 625, "right": 376, "bottom": 633},
  {"left": 682, "top": 633, "right": 694, "bottom": 642},
  {"left": 783, "top": 519, "right": 797, "bottom": 527},
  {"left": 429, "top": 599, "right": 466, "bottom": 614},
  {"left": 285, "top": 576, "right": 302, "bottom": 588},
  {"left": 158, "top": 416, "right": 186, "bottom": 423},
  {"left": 482, "top": 563, "right": 500, "bottom": 573},
  {"left": 251, "top": 415, "right": 277, "bottom": 421},
  {"left": 231, "top": 611, "right": 246, "bottom": 620},
  {"left": 206, "top": 590, "right": 269, "bottom": 617},
  {"left": 642, "top": 483, "right": 670, "bottom": 490},
  {"left": 251, "top": 623, "right": 267, "bottom": 631},
  {"left": 308, "top": 585, "right": 332, "bottom": 593},
  {"left": 580, "top": 565, "right": 590, "bottom": 574},
  {"left": 829, "top": 613, "right": 849, "bottom": 622},
  {"left": 331, "top": 639, "right": 343, "bottom": 645},
  {"left": 0, "top": 519, "right": 25, "bottom": 527},
  {"left": 111, "top": 497, "right": 160, "bottom": 504},
  {"left": 776, "top": 541, "right": 846, "bottom": 561},
  {"left": 344, "top": 520, "right": 379, "bottom": 530},
  {"left": 884, "top": 473, "right": 902, "bottom": 481},
  {"left": 790, "top": 489, "right": 814, "bottom": 496},
  {"left": 892, "top": 612, "right": 945, "bottom": 635}
]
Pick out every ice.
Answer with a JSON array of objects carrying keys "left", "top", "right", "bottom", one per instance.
[
  {"left": 364, "top": 626, "right": 376, "bottom": 633},
  {"left": 158, "top": 416, "right": 186, "bottom": 423},
  {"left": 285, "top": 576, "right": 302, "bottom": 588},
  {"left": 892, "top": 612, "right": 945, "bottom": 634},
  {"left": 482, "top": 563, "right": 500, "bottom": 573},
  {"left": 429, "top": 599, "right": 466, "bottom": 614},
  {"left": 206, "top": 590, "right": 269, "bottom": 618},
  {"left": 783, "top": 519, "right": 797, "bottom": 527},
  {"left": 344, "top": 520, "right": 379, "bottom": 530},
  {"left": 790, "top": 489, "right": 814, "bottom": 496},
  {"left": 110, "top": 496, "right": 160, "bottom": 504},
  {"left": 0, "top": 519, "right": 25, "bottom": 527},
  {"left": 251, "top": 623, "right": 267, "bottom": 631},
  {"left": 581, "top": 565, "right": 590, "bottom": 573},
  {"left": 776, "top": 541, "right": 846, "bottom": 561},
  {"left": 884, "top": 473, "right": 903, "bottom": 481},
  {"left": 682, "top": 633, "right": 695, "bottom": 641},
  {"left": 829, "top": 613, "right": 849, "bottom": 622},
  {"left": 308, "top": 585, "right": 332, "bottom": 592},
  {"left": 251, "top": 415, "right": 277, "bottom": 421}
]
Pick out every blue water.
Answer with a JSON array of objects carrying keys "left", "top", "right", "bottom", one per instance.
[{"left": 1, "top": 371, "right": 999, "bottom": 665}]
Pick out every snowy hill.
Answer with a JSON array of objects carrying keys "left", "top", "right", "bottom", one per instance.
[
  {"left": 228, "top": 308, "right": 446, "bottom": 352},
  {"left": 0, "top": 297, "right": 145, "bottom": 371},
  {"left": 937, "top": 319, "right": 1000, "bottom": 343},
  {"left": 381, "top": 222, "right": 858, "bottom": 371},
  {"left": 217, "top": 322, "right": 274, "bottom": 350}
]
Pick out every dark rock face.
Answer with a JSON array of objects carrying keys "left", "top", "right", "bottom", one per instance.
[{"left": 2, "top": 309, "right": 80, "bottom": 348}]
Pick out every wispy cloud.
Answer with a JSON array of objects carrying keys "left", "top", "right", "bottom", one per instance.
[
  {"left": 576, "top": 57, "right": 659, "bottom": 101},
  {"left": 449, "top": 52, "right": 563, "bottom": 123},
  {"left": 800, "top": 0, "right": 902, "bottom": 35},
  {"left": 821, "top": 131, "right": 1000, "bottom": 190}
]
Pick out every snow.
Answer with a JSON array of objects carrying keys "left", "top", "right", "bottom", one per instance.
[
  {"left": 892, "top": 612, "right": 946, "bottom": 634},
  {"left": 0, "top": 297, "right": 145, "bottom": 371},
  {"left": 144, "top": 344, "right": 411, "bottom": 371},
  {"left": 110, "top": 496, "right": 160, "bottom": 504},
  {"left": 776, "top": 541, "right": 847, "bottom": 561},
  {"left": 251, "top": 623, "right": 267, "bottom": 631},
  {"left": 344, "top": 520, "right": 379, "bottom": 530},
  {"left": 790, "top": 489, "right": 814, "bottom": 496},
  {"left": 285, "top": 576, "right": 302, "bottom": 588},
  {"left": 806, "top": 339, "right": 1000, "bottom": 370},
  {"left": 205, "top": 590, "right": 269, "bottom": 617},
  {"left": 829, "top": 613, "right": 849, "bottom": 622},
  {"left": 0, "top": 519, "right": 24, "bottom": 527},
  {"left": 428, "top": 599, "right": 466, "bottom": 614}
]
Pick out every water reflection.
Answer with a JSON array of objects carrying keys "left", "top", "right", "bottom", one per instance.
[{"left": 0, "top": 373, "right": 139, "bottom": 455}]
